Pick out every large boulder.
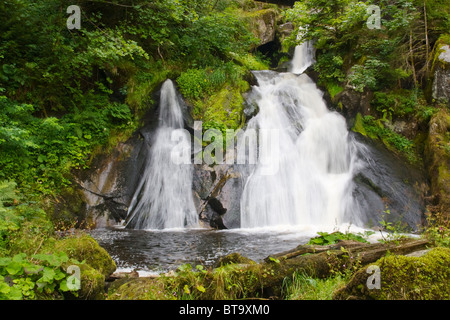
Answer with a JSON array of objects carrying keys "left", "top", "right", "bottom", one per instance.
[
  {"left": 430, "top": 35, "right": 450, "bottom": 105},
  {"left": 41, "top": 233, "right": 117, "bottom": 300},
  {"left": 193, "top": 164, "right": 243, "bottom": 229},
  {"left": 243, "top": 8, "right": 279, "bottom": 47}
]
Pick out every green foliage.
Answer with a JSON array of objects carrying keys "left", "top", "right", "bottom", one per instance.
[
  {"left": 359, "top": 115, "right": 420, "bottom": 164},
  {"left": 348, "top": 58, "right": 391, "bottom": 92},
  {"left": 0, "top": 252, "right": 81, "bottom": 300},
  {"left": 283, "top": 0, "right": 449, "bottom": 91},
  {"left": 0, "top": 95, "right": 133, "bottom": 196},
  {"left": 423, "top": 211, "right": 450, "bottom": 248},
  {"left": 307, "top": 231, "right": 374, "bottom": 246},
  {"left": 371, "top": 90, "right": 425, "bottom": 120}
]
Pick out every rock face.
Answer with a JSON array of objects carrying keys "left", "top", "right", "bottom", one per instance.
[
  {"left": 333, "top": 89, "right": 374, "bottom": 120},
  {"left": 431, "top": 40, "right": 450, "bottom": 104},
  {"left": 193, "top": 164, "right": 243, "bottom": 229},
  {"left": 244, "top": 8, "right": 279, "bottom": 46},
  {"left": 352, "top": 133, "right": 427, "bottom": 231}
]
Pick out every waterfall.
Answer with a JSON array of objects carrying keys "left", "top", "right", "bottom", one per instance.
[
  {"left": 239, "top": 45, "right": 362, "bottom": 229},
  {"left": 290, "top": 40, "right": 315, "bottom": 74},
  {"left": 125, "top": 79, "right": 198, "bottom": 230}
]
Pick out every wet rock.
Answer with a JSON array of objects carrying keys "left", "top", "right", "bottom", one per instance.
[
  {"left": 333, "top": 89, "right": 374, "bottom": 121},
  {"left": 352, "top": 132, "right": 427, "bottom": 231},
  {"left": 195, "top": 164, "right": 243, "bottom": 229}
]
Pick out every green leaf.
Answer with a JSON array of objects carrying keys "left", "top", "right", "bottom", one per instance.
[
  {"left": 0, "top": 281, "right": 11, "bottom": 294},
  {"left": 196, "top": 285, "right": 206, "bottom": 293},
  {"left": 6, "top": 261, "right": 23, "bottom": 275},
  {"left": 183, "top": 284, "right": 191, "bottom": 294},
  {"left": 40, "top": 267, "right": 56, "bottom": 283},
  {"left": 6, "top": 286, "right": 22, "bottom": 300},
  {"left": 59, "top": 280, "right": 69, "bottom": 292},
  {"left": 0, "top": 257, "right": 12, "bottom": 266}
]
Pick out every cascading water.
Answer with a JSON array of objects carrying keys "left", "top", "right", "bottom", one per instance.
[
  {"left": 290, "top": 40, "right": 315, "bottom": 74},
  {"left": 240, "top": 43, "right": 362, "bottom": 229},
  {"left": 125, "top": 79, "right": 198, "bottom": 230}
]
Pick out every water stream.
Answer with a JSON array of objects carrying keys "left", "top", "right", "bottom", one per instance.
[
  {"left": 90, "top": 44, "right": 422, "bottom": 273},
  {"left": 125, "top": 79, "right": 198, "bottom": 230},
  {"left": 240, "top": 41, "right": 362, "bottom": 229}
]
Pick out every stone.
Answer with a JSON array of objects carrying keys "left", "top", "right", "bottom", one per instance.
[
  {"left": 432, "top": 44, "right": 450, "bottom": 104},
  {"left": 333, "top": 89, "right": 373, "bottom": 121},
  {"left": 424, "top": 108, "right": 450, "bottom": 217},
  {"left": 243, "top": 8, "right": 278, "bottom": 46},
  {"left": 428, "top": 34, "right": 450, "bottom": 105}
]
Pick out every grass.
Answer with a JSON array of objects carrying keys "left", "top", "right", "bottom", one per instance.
[{"left": 283, "top": 272, "right": 349, "bottom": 300}]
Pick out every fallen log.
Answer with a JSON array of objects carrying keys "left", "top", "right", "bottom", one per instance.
[{"left": 254, "top": 238, "right": 431, "bottom": 298}]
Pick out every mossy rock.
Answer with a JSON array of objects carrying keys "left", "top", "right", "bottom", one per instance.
[
  {"left": 72, "top": 263, "right": 106, "bottom": 300},
  {"left": 333, "top": 247, "right": 450, "bottom": 300},
  {"left": 351, "top": 112, "right": 368, "bottom": 137},
  {"left": 425, "top": 108, "right": 450, "bottom": 216},
  {"left": 202, "top": 85, "right": 247, "bottom": 130},
  {"left": 49, "top": 233, "right": 116, "bottom": 277}
]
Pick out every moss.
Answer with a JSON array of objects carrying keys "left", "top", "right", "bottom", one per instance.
[
  {"left": 430, "top": 34, "right": 450, "bottom": 72},
  {"left": 425, "top": 108, "right": 450, "bottom": 215},
  {"left": 352, "top": 112, "right": 367, "bottom": 136},
  {"left": 70, "top": 263, "right": 106, "bottom": 300},
  {"left": 213, "top": 252, "right": 256, "bottom": 268},
  {"left": 201, "top": 85, "right": 246, "bottom": 130},
  {"left": 334, "top": 247, "right": 450, "bottom": 300},
  {"left": 43, "top": 233, "right": 116, "bottom": 278}
]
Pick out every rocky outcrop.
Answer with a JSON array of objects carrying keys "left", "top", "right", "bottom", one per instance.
[
  {"left": 430, "top": 35, "right": 450, "bottom": 105},
  {"left": 352, "top": 132, "right": 428, "bottom": 231},
  {"left": 244, "top": 8, "right": 278, "bottom": 46},
  {"left": 333, "top": 89, "right": 374, "bottom": 121},
  {"left": 424, "top": 108, "right": 450, "bottom": 217},
  {"left": 193, "top": 164, "right": 243, "bottom": 229}
]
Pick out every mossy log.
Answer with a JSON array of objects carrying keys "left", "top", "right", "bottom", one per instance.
[{"left": 255, "top": 238, "right": 430, "bottom": 298}]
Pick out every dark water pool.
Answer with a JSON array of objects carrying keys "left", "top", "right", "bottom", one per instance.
[{"left": 89, "top": 226, "right": 318, "bottom": 274}]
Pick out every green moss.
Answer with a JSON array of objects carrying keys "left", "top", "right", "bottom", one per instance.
[
  {"left": 425, "top": 108, "right": 450, "bottom": 213},
  {"left": 351, "top": 113, "right": 367, "bottom": 137},
  {"left": 213, "top": 252, "right": 256, "bottom": 268},
  {"left": 201, "top": 85, "right": 246, "bottom": 130},
  {"left": 68, "top": 262, "right": 106, "bottom": 300},
  {"left": 334, "top": 247, "right": 450, "bottom": 300},
  {"left": 325, "top": 82, "right": 344, "bottom": 99},
  {"left": 431, "top": 34, "right": 450, "bottom": 72},
  {"left": 43, "top": 233, "right": 116, "bottom": 278}
]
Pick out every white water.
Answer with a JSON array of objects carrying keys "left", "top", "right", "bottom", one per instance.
[
  {"left": 240, "top": 45, "right": 362, "bottom": 229},
  {"left": 125, "top": 79, "right": 198, "bottom": 229},
  {"left": 290, "top": 40, "right": 315, "bottom": 74}
]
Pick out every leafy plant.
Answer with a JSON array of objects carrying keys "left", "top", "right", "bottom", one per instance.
[
  {"left": 0, "top": 252, "right": 82, "bottom": 300},
  {"left": 307, "top": 231, "right": 373, "bottom": 246}
]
